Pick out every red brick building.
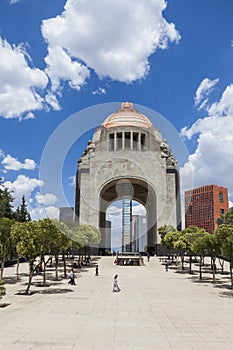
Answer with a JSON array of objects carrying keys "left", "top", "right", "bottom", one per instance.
[{"left": 185, "top": 184, "right": 229, "bottom": 233}]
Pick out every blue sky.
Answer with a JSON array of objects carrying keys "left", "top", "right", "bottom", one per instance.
[{"left": 0, "top": 0, "right": 233, "bottom": 225}]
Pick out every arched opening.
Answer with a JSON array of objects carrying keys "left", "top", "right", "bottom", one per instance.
[
  {"left": 99, "top": 178, "right": 157, "bottom": 255},
  {"left": 106, "top": 200, "right": 147, "bottom": 253}
]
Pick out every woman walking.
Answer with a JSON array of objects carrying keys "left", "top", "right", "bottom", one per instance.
[{"left": 112, "top": 274, "right": 121, "bottom": 292}]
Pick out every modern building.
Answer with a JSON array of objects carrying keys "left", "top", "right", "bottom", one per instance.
[
  {"left": 75, "top": 102, "right": 181, "bottom": 255},
  {"left": 59, "top": 207, "right": 74, "bottom": 222},
  {"left": 122, "top": 198, "right": 132, "bottom": 252},
  {"left": 185, "top": 184, "right": 229, "bottom": 233},
  {"left": 132, "top": 214, "right": 147, "bottom": 252}
]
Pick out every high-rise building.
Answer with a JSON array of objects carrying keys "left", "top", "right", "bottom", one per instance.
[
  {"left": 59, "top": 207, "right": 74, "bottom": 222},
  {"left": 122, "top": 198, "right": 132, "bottom": 252},
  {"left": 132, "top": 215, "right": 147, "bottom": 252},
  {"left": 185, "top": 184, "right": 228, "bottom": 233}
]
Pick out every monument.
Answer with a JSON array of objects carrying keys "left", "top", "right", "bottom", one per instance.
[{"left": 75, "top": 102, "right": 181, "bottom": 255}]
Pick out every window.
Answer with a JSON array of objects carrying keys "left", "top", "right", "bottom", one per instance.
[
  {"left": 133, "top": 133, "right": 139, "bottom": 150},
  {"left": 141, "top": 133, "right": 146, "bottom": 150},
  {"left": 125, "top": 132, "right": 131, "bottom": 149},
  {"left": 220, "top": 208, "right": 224, "bottom": 215},
  {"left": 117, "top": 132, "right": 122, "bottom": 150},
  {"left": 219, "top": 192, "right": 223, "bottom": 203},
  {"left": 109, "top": 133, "right": 114, "bottom": 151}
]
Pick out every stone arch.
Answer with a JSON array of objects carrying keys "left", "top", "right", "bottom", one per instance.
[{"left": 98, "top": 177, "right": 157, "bottom": 255}]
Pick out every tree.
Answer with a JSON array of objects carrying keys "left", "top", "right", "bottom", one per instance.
[
  {"left": 52, "top": 220, "right": 72, "bottom": 277},
  {"left": 14, "top": 196, "right": 31, "bottom": 222},
  {"left": 215, "top": 224, "right": 233, "bottom": 289},
  {"left": 174, "top": 226, "right": 207, "bottom": 274},
  {"left": 37, "top": 218, "right": 60, "bottom": 286},
  {"left": 158, "top": 225, "right": 176, "bottom": 240},
  {"left": 191, "top": 231, "right": 210, "bottom": 280},
  {"left": 11, "top": 222, "right": 26, "bottom": 279},
  {"left": 0, "top": 218, "right": 15, "bottom": 278},
  {"left": 15, "top": 221, "right": 40, "bottom": 294},
  {"left": 0, "top": 181, "right": 14, "bottom": 219}
]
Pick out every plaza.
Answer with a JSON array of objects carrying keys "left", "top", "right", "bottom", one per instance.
[{"left": 1, "top": 256, "right": 233, "bottom": 350}]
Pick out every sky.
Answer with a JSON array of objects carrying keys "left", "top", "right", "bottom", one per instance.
[{"left": 0, "top": 0, "right": 233, "bottom": 240}]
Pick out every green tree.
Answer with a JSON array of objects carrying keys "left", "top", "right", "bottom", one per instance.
[
  {"left": 15, "top": 221, "right": 40, "bottom": 294},
  {"left": 158, "top": 225, "right": 176, "bottom": 240},
  {"left": 174, "top": 226, "right": 206, "bottom": 274},
  {"left": 0, "top": 218, "right": 15, "bottom": 278},
  {"left": 37, "top": 218, "right": 60, "bottom": 286},
  {"left": 14, "top": 196, "right": 31, "bottom": 222},
  {"left": 191, "top": 231, "right": 210, "bottom": 280},
  {"left": 215, "top": 224, "right": 233, "bottom": 288},
  {"left": 11, "top": 221, "right": 27, "bottom": 279},
  {"left": 52, "top": 220, "right": 72, "bottom": 278},
  {"left": 0, "top": 181, "right": 14, "bottom": 219}
]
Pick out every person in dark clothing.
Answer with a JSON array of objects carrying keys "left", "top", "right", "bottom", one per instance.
[{"left": 95, "top": 265, "right": 99, "bottom": 276}]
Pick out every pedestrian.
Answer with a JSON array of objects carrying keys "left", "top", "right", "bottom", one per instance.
[
  {"left": 147, "top": 253, "right": 150, "bottom": 262},
  {"left": 112, "top": 274, "right": 121, "bottom": 292},
  {"left": 95, "top": 265, "right": 99, "bottom": 276},
  {"left": 68, "top": 269, "right": 76, "bottom": 285},
  {"left": 165, "top": 261, "right": 169, "bottom": 271}
]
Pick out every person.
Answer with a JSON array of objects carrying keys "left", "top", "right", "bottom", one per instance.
[
  {"left": 112, "top": 274, "right": 121, "bottom": 292},
  {"left": 68, "top": 269, "right": 76, "bottom": 285},
  {"left": 147, "top": 253, "right": 150, "bottom": 262},
  {"left": 95, "top": 265, "right": 99, "bottom": 276},
  {"left": 165, "top": 261, "right": 169, "bottom": 271}
]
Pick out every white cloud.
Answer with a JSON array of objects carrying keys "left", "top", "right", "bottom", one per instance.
[
  {"left": 194, "top": 77, "right": 219, "bottom": 107},
  {"left": 0, "top": 38, "right": 48, "bottom": 119},
  {"left": 2, "top": 154, "right": 36, "bottom": 171},
  {"left": 44, "top": 46, "right": 90, "bottom": 93},
  {"left": 29, "top": 206, "right": 59, "bottom": 220},
  {"left": 4, "top": 174, "right": 44, "bottom": 207},
  {"left": 92, "top": 87, "right": 106, "bottom": 95},
  {"left": 207, "top": 84, "right": 233, "bottom": 116},
  {"left": 41, "top": 0, "right": 180, "bottom": 90},
  {"left": 180, "top": 113, "right": 233, "bottom": 197},
  {"left": 35, "top": 192, "right": 57, "bottom": 205},
  {"left": 132, "top": 203, "right": 146, "bottom": 216}
]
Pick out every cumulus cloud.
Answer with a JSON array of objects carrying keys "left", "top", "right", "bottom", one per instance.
[
  {"left": 1, "top": 154, "right": 36, "bottom": 171},
  {"left": 0, "top": 38, "right": 48, "bottom": 119},
  {"left": 41, "top": 0, "right": 180, "bottom": 90},
  {"left": 207, "top": 84, "right": 233, "bottom": 116},
  {"left": 29, "top": 206, "right": 59, "bottom": 220},
  {"left": 194, "top": 77, "right": 219, "bottom": 108},
  {"left": 181, "top": 86, "right": 233, "bottom": 198},
  {"left": 3, "top": 175, "right": 59, "bottom": 219},
  {"left": 4, "top": 174, "right": 44, "bottom": 206},
  {"left": 35, "top": 192, "right": 57, "bottom": 205}
]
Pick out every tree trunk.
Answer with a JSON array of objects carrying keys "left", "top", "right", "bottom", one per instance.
[
  {"left": 189, "top": 255, "right": 192, "bottom": 274},
  {"left": 230, "top": 264, "right": 233, "bottom": 290},
  {"left": 199, "top": 256, "right": 203, "bottom": 280},
  {"left": 181, "top": 255, "right": 184, "bottom": 270},
  {"left": 218, "top": 258, "right": 224, "bottom": 274},
  {"left": 16, "top": 256, "right": 20, "bottom": 280},
  {"left": 0, "top": 257, "right": 5, "bottom": 279},
  {"left": 55, "top": 256, "right": 59, "bottom": 280},
  {"left": 212, "top": 256, "right": 216, "bottom": 283},
  {"left": 25, "top": 261, "right": 35, "bottom": 295},
  {"left": 62, "top": 253, "right": 67, "bottom": 277}
]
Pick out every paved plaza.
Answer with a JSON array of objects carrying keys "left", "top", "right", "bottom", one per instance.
[{"left": 1, "top": 256, "right": 233, "bottom": 350}]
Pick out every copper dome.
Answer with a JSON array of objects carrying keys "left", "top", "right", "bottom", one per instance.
[{"left": 102, "top": 102, "right": 152, "bottom": 129}]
